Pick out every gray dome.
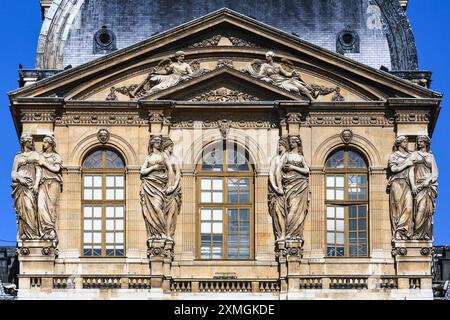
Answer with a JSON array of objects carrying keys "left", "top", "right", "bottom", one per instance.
[{"left": 37, "top": 0, "right": 418, "bottom": 71}]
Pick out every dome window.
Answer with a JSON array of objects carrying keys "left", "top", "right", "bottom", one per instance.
[
  {"left": 337, "top": 28, "right": 360, "bottom": 54},
  {"left": 93, "top": 26, "right": 117, "bottom": 54}
]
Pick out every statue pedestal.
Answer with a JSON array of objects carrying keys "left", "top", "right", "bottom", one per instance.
[
  {"left": 393, "top": 240, "right": 433, "bottom": 290},
  {"left": 17, "top": 240, "right": 58, "bottom": 290},
  {"left": 148, "top": 239, "right": 174, "bottom": 292},
  {"left": 275, "top": 240, "right": 304, "bottom": 292}
]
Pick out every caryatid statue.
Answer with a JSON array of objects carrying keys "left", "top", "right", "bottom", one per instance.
[
  {"left": 37, "top": 134, "right": 63, "bottom": 240},
  {"left": 162, "top": 137, "right": 182, "bottom": 240},
  {"left": 140, "top": 135, "right": 175, "bottom": 242},
  {"left": 387, "top": 136, "right": 414, "bottom": 240},
  {"left": 11, "top": 134, "right": 41, "bottom": 240},
  {"left": 280, "top": 135, "right": 310, "bottom": 242},
  {"left": 268, "top": 137, "right": 288, "bottom": 242},
  {"left": 409, "top": 135, "right": 438, "bottom": 240}
]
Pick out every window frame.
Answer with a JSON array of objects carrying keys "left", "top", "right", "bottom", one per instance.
[
  {"left": 195, "top": 142, "right": 255, "bottom": 260},
  {"left": 324, "top": 148, "right": 369, "bottom": 258},
  {"left": 81, "top": 148, "right": 126, "bottom": 258}
]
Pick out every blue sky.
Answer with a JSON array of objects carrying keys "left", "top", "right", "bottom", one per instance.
[{"left": 0, "top": 1, "right": 448, "bottom": 245}]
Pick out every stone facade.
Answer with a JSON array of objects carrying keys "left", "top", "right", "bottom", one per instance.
[{"left": 9, "top": 7, "right": 441, "bottom": 300}]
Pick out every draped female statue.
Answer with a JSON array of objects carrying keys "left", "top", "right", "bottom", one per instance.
[
  {"left": 11, "top": 134, "right": 41, "bottom": 240},
  {"left": 387, "top": 136, "right": 414, "bottom": 240},
  {"left": 268, "top": 137, "right": 288, "bottom": 241},
  {"left": 162, "top": 137, "right": 182, "bottom": 240},
  {"left": 140, "top": 135, "right": 174, "bottom": 241},
  {"left": 280, "top": 135, "right": 310, "bottom": 241},
  {"left": 37, "top": 134, "right": 63, "bottom": 240},
  {"left": 409, "top": 135, "right": 438, "bottom": 240}
]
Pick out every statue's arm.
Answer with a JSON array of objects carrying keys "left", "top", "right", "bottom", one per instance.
[
  {"left": 389, "top": 154, "right": 412, "bottom": 173},
  {"left": 140, "top": 157, "right": 152, "bottom": 176},
  {"left": 11, "top": 155, "right": 20, "bottom": 182},
  {"left": 39, "top": 154, "right": 62, "bottom": 173},
  {"left": 279, "top": 65, "right": 293, "bottom": 77},
  {"left": 164, "top": 154, "right": 175, "bottom": 193},
  {"left": 408, "top": 154, "right": 417, "bottom": 193},
  {"left": 268, "top": 158, "right": 278, "bottom": 190},
  {"left": 34, "top": 164, "right": 42, "bottom": 194},
  {"left": 172, "top": 156, "right": 182, "bottom": 189},
  {"left": 289, "top": 158, "right": 310, "bottom": 175},
  {"left": 431, "top": 153, "right": 439, "bottom": 183}
]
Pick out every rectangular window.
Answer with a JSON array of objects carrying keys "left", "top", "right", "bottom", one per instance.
[
  {"left": 105, "top": 206, "right": 125, "bottom": 256},
  {"left": 326, "top": 205, "right": 368, "bottom": 257},
  {"left": 227, "top": 208, "right": 250, "bottom": 259},
  {"left": 83, "top": 175, "right": 102, "bottom": 200},
  {"left": 227, "top": 178, "right": 250, "bottom": 204},
  {"left": 200, "top": 178, "right": 223, "bottom": 203},
  {"left": 200, "top": 208, "right": 223, "bottom": 259},
  {"left": 106, "top": 175, "right": 125, "bottom": 200},
  {"left": 83, "top": 205, "right": 102, "bottom": 256},
  {"left": 326, "top": 175, "right": 345, "bottom": 200}
]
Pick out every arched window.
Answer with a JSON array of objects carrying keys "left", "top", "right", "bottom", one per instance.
[
  {"left": 196, "top": 141, "right": 254, "bottom": 260},
  {"left": 325, "top": 149, "right": 368, "bottom": 257},
  {"left": 82, "top": 149, "right": 125, "bottom": 257}
]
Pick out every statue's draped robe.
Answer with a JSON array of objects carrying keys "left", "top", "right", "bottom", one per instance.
[
  {"left": 387, "top": 151, "right": 413, "bottom": 239},
  {"left": 268, "top": 156, "right": 285, "bottom": 240},
  {"left": 412, "top": 152, "right": 437, "bottom": 240},
  {"left": 165, "top": 160, "right": 182, "bottom": 238},
  {"left": 12, "top": 152, "right": 39, "bottom": 239},
  {"left": 140, "top": 154, "right": 168, "bottom": 238},
  {"left": 37, "top": 152, "right": 62, "bottom": 239},
  {"left": 282, "top": 153, "right": 309, "bottom": 240}
]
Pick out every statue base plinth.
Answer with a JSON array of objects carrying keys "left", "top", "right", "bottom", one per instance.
[
  {"left": 147, "top": 238, "right": 174, "bottom": 292},
  {"left": 393, "top": 240, "right": 433, "bottom": 290},
  {"left": 275, "top": 239, "right": 304, "bottom": 292},
  {"left": 17, "top": 239, "right": 58, "bottom": 289}
]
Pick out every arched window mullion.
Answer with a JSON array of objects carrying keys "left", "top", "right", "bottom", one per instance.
[
  {"left": 325, "top": 148, "right": 368, "bottom": 258},
  {"left": 82, "top": 148, "right": 126, "bottom": 258}
]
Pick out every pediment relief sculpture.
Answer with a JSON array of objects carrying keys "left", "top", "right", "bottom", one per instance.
[
  {"left": 244, "top": 51, "right": 341, "bottom": 101},
  {"left": 189, "top": 87, "right": 259, "bottom": 102},
  {"left": 387, "top": 135, "right": 438, "bottom": 241},
  {"left": 187, "top": 33, "right": 258, "bottom": 48}
]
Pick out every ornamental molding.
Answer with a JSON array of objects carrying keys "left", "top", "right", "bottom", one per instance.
[
  {"left": 302, "top": 112, "right": 395, "bottom": 126},
  {"left": 20, "top": 109, "right": 55, "bottom": 123},
  {"left": 187, "top": 34, "right": 258, "bottom": 48},
  {"left": 189, "top": 87, "right": 259, "bottom": 102},
  {"left": 55, "top": 111, "right": 148, "bottom": 126},
  {"left": 394, "top": 112, "right": 430, "bottom": 123}
]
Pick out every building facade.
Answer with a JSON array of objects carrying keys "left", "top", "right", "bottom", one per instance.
[{"left": 8, "top": 0, "right": 441, "bottom": 299}]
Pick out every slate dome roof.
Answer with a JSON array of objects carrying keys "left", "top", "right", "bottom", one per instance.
[{"left": 37, "top": 0, "right": 418, "bottom": 71}]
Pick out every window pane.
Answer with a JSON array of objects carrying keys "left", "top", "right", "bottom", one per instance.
[
  {"left": 201, "top": 223, "right": 211, "bottom": 233},
  {"left": 202, "top": 147, "right": 224, "bottom": 171},
  {"left": 336, "top": 207, "right": 344, "bottom": 219},
  {"left": 348, "top": 151, "right": 367, "bottom": 168},
  {"left": 201, "top": 192, "right": 211, "bottom": 203},
  {"left": 212, "top": 209, "right": 222, "bottom": 221},
  {"left": 93, "top": 233, "right": 101, "bottom": 243},
  {"left": 349, "top": 219, "right": 357, "bottom": 231},
  {"left": 326, "top": 150, "right": 345, "bottom": 168},
  {"left": 116, "top": 220, "right": 124, "bottom": 231},
  {"left": 93, "top": 176, "right": 102, "bottom": 187},
  {"left": 336, "top": 189, "right": 344, "bottom": 200},
  {"left": 116, "top": 232, "right": 124, "bottom": 243},
  {"left": 106, "top": 189, "right": 115, "bottom": 200},
  {"left": 349, "top": 206, "right": 357, "bottom": 218},
  {"left": 327, "top": 220, "right": 334, "bottom": 231},
  {"left": 84, "top": 206, "right": 92, "bottom": 218},
  {"left": 358, "top": 219, "right": 366, "bottom": 230},
  {"left": 93, "top": 207, "right": 102, "bottom": 217},
  {"left": 84, "top": 189, "right": 92, "bottom": 200},
  {"left": 106, "top": 220, "right": 114, "bottom": 231},
  {"left": 106, "top": 150, "right": 124, "bottom": 168},
  {"left": 93, "top": 220, "right": 102, "bottom": 230},
  {"left": 336, "top": 220, "right": 344, "bottom": 232},
  {"left": 228, "top": 191, "right": 238, "bottom": 203},
  {"left": 326, "top": 206, "right": 335, "bottom": 218},
  {"left": 106, "top": 206, "right": 115, "bottom": 218},
  {"left": 84, "top": 232, "right": 92, "bottom": 243},
  {"left": 212, "top": 179, "right": 223, "bottom": 190},
  {"left": 201, "top": 179, "right": 211, "bottom": 190},
  {"left": 349, "top": 245, "right": 357, "bottom": 256},
  {"left": 336, "top": 176, "right": 344, "bottom": 187},
  {"left": 84, "top": 176, "right": 93, "bottom": 187},
  {"left": 106, "top": 233, "right": 114, "bottom": 243},
  {"left": 358, "top": 175, "right": 366, "bottom": 187},
  {"left": 327, "top": 232, "right": 335, "bottom": 244},
  {"left": 116, "top": 189, "right": 124, "bottom": 200},
  {"left": 239, "top": 191, "right": 250, "bottom": 203},
  {"left": 336, "top": 233, "right": 344, "bottom": 245},
  {"left": 326, "top": 176, "right": 334, "bottom": 187},
  {"left": 212, "top": 192, "right": 223, "bottom": 203},
  {"left": 240, "top": 209, "right": 250, "bottom": 220},
  {"left": 83, "top": 150, "right": 102, "bottom": 168},
  {"left": 336, "top": 247, "right": 345, "bottom": 256},
  {"left": 326, "top": 189, "right": 335, "bottom": 200},
  {"left": 116, "top": 206, "right": 124, "bottom": 218},
  {"left": 106, "top": 176, "right": 115, "bottom": 187},
  {"left": 358, "top": 206, "right": 367, "bottom": 218},
  {"left": 228, "top": 209, "right": 238, "bottom": 220},
  {"left": 327, "top": 247, "right": 335, "bottom": 256},
  {"left": 116, "top": 176, "right": 124, "bottom": 187},
  {"left": 201, "top": 209, "right": 211, "bottom": 220},
  {"left": 84, "top": 220, "right": 92, "bottom": 230},
  {"left": 212, "top": 222, "right": 223, "bottom": 234},
  {"left": 358, "top": 244, "right": 367, "bottom": 256},
  {"left": 93, "top": 189, "right": 102, "bottom": 200}
]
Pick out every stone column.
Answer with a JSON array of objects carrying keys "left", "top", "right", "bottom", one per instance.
[
  {"left": 180, "top": 173, "right": 196, "bottom": 260},
  {"left": 255, "top": 174, "right": 273, "bottom": 260},
  {"left": 308, "top": 167, "right": 325, "bottom": 258},
  {"left": 126, "top": 166, "right": 146, "bottom": 258}
]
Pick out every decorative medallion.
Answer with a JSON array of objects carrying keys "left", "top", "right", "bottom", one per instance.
[
  {"left": 97, "top": 128, "right": 110, "bottom": 144},
  {"left": 340, "top": 129, "right": 353, "bottom": 144},
  {"left": 218, "top": 119, "right": 231, "bottom": 139}
]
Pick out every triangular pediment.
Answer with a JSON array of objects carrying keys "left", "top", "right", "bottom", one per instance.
[{"left": 9, "top": 8, "right": 441, "bottom": 103}]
